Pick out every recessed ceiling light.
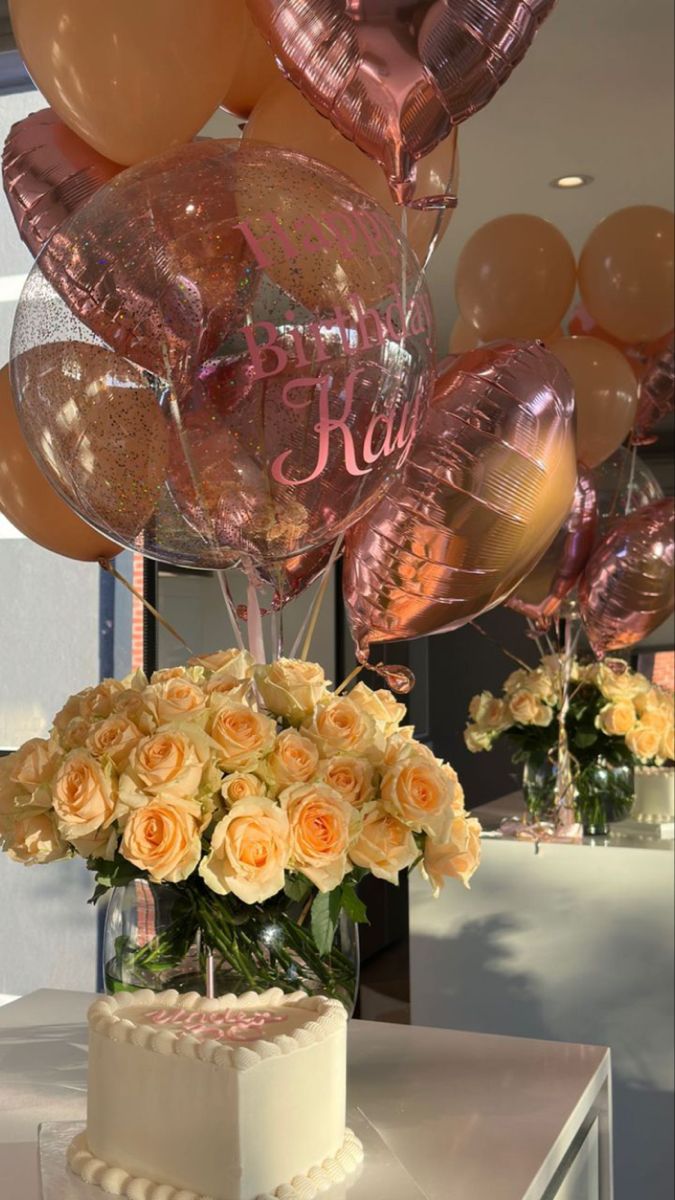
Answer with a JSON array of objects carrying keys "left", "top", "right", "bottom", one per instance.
[{"left": 549, "top": 174, "right": 594, "bottom": 189}]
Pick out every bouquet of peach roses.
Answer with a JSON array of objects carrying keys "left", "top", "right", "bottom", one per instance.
[{"left": 0, "top": 649, "right": 480, "bottom": 1006}]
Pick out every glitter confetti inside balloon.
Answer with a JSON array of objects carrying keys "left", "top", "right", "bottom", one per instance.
[
  {"left": 11, "top": 139, "right": 434, "bottom": 571},
  {"left": 579, "top": 499, "right": 675, "bottom": 657},
  {"left": 343, "top": 341, "right": 577, "bottom": 660}
]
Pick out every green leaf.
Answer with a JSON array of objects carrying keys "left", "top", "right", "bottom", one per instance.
[
  {"left": 341, "top": 884, "right": 368, "bottom": 925},
  {"left": 284, "top": 874, "right": 312, "bottom": 903},
  {"left": 86, "top": 852, "right": 144, "bottom": 904},
  {"left": 573, "top": 730, "right": 598, "bottom": 749},
  {"left": 311, "top": 888, "right": 342, "bottom": 956}
]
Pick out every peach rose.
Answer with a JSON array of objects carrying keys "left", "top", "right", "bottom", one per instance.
[
  {"left": 209, "top": 704, "right": 276, "bottom": 771},
  {"left": 531, "top": 703, "right": 555, "bottom": 728},
  {"left": 594, "top": 661, "right": 650, "bottom": 703},
  {"left": 660, "top": 726, "right": 674, "bottom": 762},
  {"left": 318, "top": 755, "right": 375, "bottom": 809},
  {"left": 508, "top": 689, "right": 541, "bottom": 726},
  {"left": 308, "top": 697, "right": 378, "bottom": 758},
  {"left": 382, "top": 727, "right": 417, "bottom": 766},
  {"left": 4, "top": 809, "right": 68, "bottom": 865},
  {"left": 526, "top": 669, "right": 558, "bottom": 704},
  {"left": 199, "top": 798, "right": 290, "bottom": 903},
  {"left": 69, "top": 825, "right": 118, "bottom": 861},
  {"left": 60, "top": 717, "right": 92, "bottom": 751},
  {"left": 8, "top": 737, "right": 59, "bottom": 793},
  {"left": 596, "top": 702, "right": 637, "bottom": 737},
  {"left": 125, "top": 726, "right": 212, "bottom": 800},
  {"left": 143, "top": 677, "right": 207, "bottom": 725},
  {"left": 423, "top": 814, "right": 482, "bottom": 896},
  {"left": 111, "top": 689, "right": 157, "bottom": 735},
  {"left": 121, "top": 801, "right": 201, "bottom": 883},
  {"left": 267, "top": 729, "right": 319, "bottom": 789},
  {"left": 635, "top": 687, "right": 671, "bottom": 717},
  {"left": 626, "top": 725, "right": 662, "bottom": 762},
  {"left": 205, "top": 676, "right": 251, "bottom": 704},
  {"left": 256, "top": 658, "right": 328, "bottom": 724},
  {"left": 0, "top": 757, "right": 25, "bottom": 828},
  {"left": 79, "top": 679, "right": 125, "bottom": 722},
  {"left": 381, "top": 755, "right": 455, "bottom": 840},
  {"left": 464, "top": 725, "right": 494, "bottom": 753},
  {"left": 190, "top": 648, "right": 254, "bottom": 678},
  {"left": 348, "top": 683, "right": 406, "bottom": 736},
  {"left": 636, "top": 706, "right": 670, "bottom": 736},
  {"left": 483, "top": 697, "right": 512, "bottom": 732},
  {"left": 53, "top": 688, "right": 90, "bottom": 735},
  {"left": 221, "top": 772, "right": 267, "bottom": 808},
  {"left": 52, "top": 751, "right": 116, "bottom": 839},
  {"left": 503, "top": 668, "right": 530, "bottom": 694},
  {"left": 280, "top": 782, "right": 353, "bottom": 892},
  {"left": 86, "top": 716, "right": 143, "bottom": 770},
  {"left": 349, "top": 804, "right": 417, "bottom": 884}
]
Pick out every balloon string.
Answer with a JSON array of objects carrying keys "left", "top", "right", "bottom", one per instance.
[
  {"left": 98, "top": 557, "right": 193, "bottom": 653},
  {"left": 246, "top": 571, "right": 266, "bottom": 664},
  {"left": 420, "top": 151, "right": 458, "bottom": 274},
  {"left": 335, "top": 663, "right": 363, "bottom": 695},
  {"left": 296, "top": 535, "right": 344, "bottom": 662},
  {"left": 624, "top": 441, "right": 639, "bottom": 515},
  {"left": 216, "top": 569, "right": 246, "bottom": 652},
  {"left": 469, "top": 620, "right": 534, "bottom": 672},
  {"left": 526, "top": 617, "right": 546, "bottom": 658}
]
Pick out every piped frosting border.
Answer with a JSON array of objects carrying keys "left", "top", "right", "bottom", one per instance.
[
  {"left": 67, "top": 1128, "right": 364, "bottom": 1200},
  {"left": 87, "top": 988, "right": 347, "bottom": 1072}
]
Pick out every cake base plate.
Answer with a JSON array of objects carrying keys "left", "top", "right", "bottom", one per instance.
[{"left": 39, "top": 1113, "right": 428, "bottom": 1200}]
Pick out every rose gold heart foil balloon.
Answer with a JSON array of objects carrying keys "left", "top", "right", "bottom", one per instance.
[
  {"left": 579, "top": 499, "right": 675, "bottom": 657},
  {"left": 248, "top": 0, "right": 555, "bottom": 203},
  {"left": 631, "top": 337, "right": 674, "bottom": 447},
  {"left": 343, "top": 341, "right": 577, "bottom": 666},
  {"left": 2, "top": 108, "right": 123, "bottom": 259},
  {"left": 507, "top": 468, "right": 598, "bottom": 627},
  {"left": 11, "top": 140, "right": 434, "bottom": 571}
]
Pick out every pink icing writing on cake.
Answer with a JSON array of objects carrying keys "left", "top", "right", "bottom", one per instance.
[{"left": 144, "top": 1007, "right": 288, "bottom": 1044}]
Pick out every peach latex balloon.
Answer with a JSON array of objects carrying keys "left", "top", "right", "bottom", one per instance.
[
  {"left": 448, "top": 315, "right": 480, "bottom": 353},
  {"left": 221, "top": 0, "right": 282, "bottom": 118},
  {"left": 455, "top": 214, "right": 576, "bottom": 341},
  {"left": 9, "top": 0, "right": 243, "bottom": 165},
  {"left": 0, "top": 364, "right": 120, "bottom": 561},
  {"left": 245, "top": 76, "right": 459, "bottom": 264},
  {"left": 578, "top": 206, "right": 675, "bottom": 345},
  {"left": 551, "top": 336, "right": 638, "bottom": 469}
]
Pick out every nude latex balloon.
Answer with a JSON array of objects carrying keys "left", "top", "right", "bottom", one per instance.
[
  {"left": 221, "top": 0, "right": 282, "bottom": 118},
  {"left": 9, "top": 0, "right": 243, "bottom": 165},
  {"left": 578, "top": 206, "right": 675, "bottom": 345},
  {"left": 0, "top": 363, "right": 120, "bottom": 562},
  {"left": 343, "top": 341, "right": 577, "bottom": 660},
  {"left": 455, "top": 214, "right": 576, "bottom": 341},
  {"left": 448, "top": 315, "right": 480, "bottom": 353},
  {"left": 11, "top": 340, "right": 170, "bottom": 545},
  {"left": 244, "top": 76, "right": 459, "bottom": 264},
  {"left": 507, "top": 468, "right": 597, "bottom": 626},
  {"left": 579, "top": 499, "right": 675, "bottom": 657},
  {"left": 550, "top": 336, "right": 638, "bottom": 469}
]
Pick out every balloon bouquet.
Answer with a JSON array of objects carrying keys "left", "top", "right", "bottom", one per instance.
[{"left": 0, "top": 0, "right": 585, "bottom": 686}]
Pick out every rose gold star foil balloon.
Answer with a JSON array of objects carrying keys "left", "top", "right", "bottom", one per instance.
[
  {"left": 579, "top": 499, "right": 675, "bottom": 657},
  {"left": 247, "top": 0, "right": 555, "bottom": 204},
  {"left": 631, "top": 338, "right": 675, "bottom": 447},
  {"left": 2, "top": 108, "right": 123, "bottom": 258},
  {"left": 507, "top": 468, "right": 598, "bottom": 627},
  {"left": 11, "top": 140, "right": 434, "bottom": 572},
  {"left": 343, "top": 341, "right": 577, "bottom": 668}
]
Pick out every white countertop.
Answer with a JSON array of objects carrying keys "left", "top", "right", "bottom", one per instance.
[{"left": 0, "top": 989, "right": 611, "bottom": 1200}]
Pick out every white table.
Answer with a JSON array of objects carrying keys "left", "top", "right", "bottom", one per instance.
[{"left": 0, "top": 989, "right": 611, "bottom": 1200}]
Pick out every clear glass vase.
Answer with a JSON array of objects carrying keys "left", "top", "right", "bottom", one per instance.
[
  {"left": 102, "top": 880, "right": 360, "bottom": 1014},
  {"left": 575, "top": 758, "right": 634, "bottom": 836},
  {"left": 522, "top": 754, "right": 558, "bottom": 822}
]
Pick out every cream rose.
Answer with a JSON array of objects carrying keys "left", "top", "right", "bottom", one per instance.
[
  {"left": 8, "top": 737, "right": 59, "bottom": 793},
  {"left": 464, "top": 725, "right": 494, "bottom": 753},
  {"left": 5, "top": 809, "right": 68, "bottom": 865},
  {"left": 635, "top": 687, "right": 671, "bottom": 717},
  {"left": 199, "top": 798, "right": 290, "bottom": 903},
  {"left": 531, "top": 703, "right": 555, "bottom": 727},
  {"left": 423, "top": 815, "right": 482, "bottom": 896},
  {"left": 308, "top": 696, "right": 377, "bottom": 758},
  {"left": 503, "top": 669, "right": 530, "bottom": 694},
  {"left": 221, "top": 772, "right": 267, "bottom": 808},
  {"left": 255, "top": 658, "right": 328, "bottom": 724},
  {"left": 381, "top": 754, "right": 455, "bottom": 840},
  {"left": 508, "top": 689, "right": 541, "bottom": 726},
  {"left": 267, "top": 729, "right": 319, "bottom": 789},
  {"left": 86, "top": 716, "right": 143, "bottom": 770},
  {"left": 143, "top": 677, "right": 207, "bottom": 725},
  {"left": 660, "top": 726, "right": 674, "bottom": 762},
  {"left": 280, "top": 782, "right": 353, "bottom": 893},
  {"left": 209, "top": 704, "right": 276, "bottom": 771},
  {"left": 382, "top": 727, "right": 417, "bottom": 766},
  {"left": 526, "top": 669, "right": 557, "bottom": 704},
  {"left": 318, "top": 755, "right": 375, "bottom": 809},
  {"left": 111, "top": 689, "right": 157, "bottom": 735},
  {"left": 626, "top": 725, "right": 662, "bottom": 762},
  {"left": 125, "top": 726, "right": 211, "bottom": 800},
  {"left": 596, "top": 701, "right": 637, "bottom": 737},
  {"left": 53, "top": 688, "right": 90, "bottom": 735},
  {"left": 636, "top": 707, "right": 670, "bottom": 736},
  {"left": 121, "top": 801, "right": 201, "bottom": 883},
  {"left": 190, "top": 648, "right": 254, "bottom": 678},
  {"left": 348, "top": 683, "right": 406, "bottom": 736},
  {"left": 69, "top": 825, "right": 118, "bottom": 861},
  {"left": 594, "top": 661, "right": 650, "bottom": 702},
  {"left": 349, "top": 803, "right": 417, "bottom": 884},
  {"left": 51, "top": 751, "right": 116, "bottom": 839},
  {"left": 79, "top": 679, "right": 125, "bottom": 722},
  {"left": 60, "top": 717, "right": 91, "bottom": 751},
  {"left": 483, "top": 697, "right": 512, "bottom": 732}
]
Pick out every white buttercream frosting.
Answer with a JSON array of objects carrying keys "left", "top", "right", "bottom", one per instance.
[{"left": 632, "top": 766, "right": 675, "bottom": 823}]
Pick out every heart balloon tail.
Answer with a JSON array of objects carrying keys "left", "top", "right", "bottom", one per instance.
[
  {"left": 98, "top": 557, "right": 193, "bottom": 652},
  {"left": 215, "top": 569, "right": 246, "bottom": 652}
]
